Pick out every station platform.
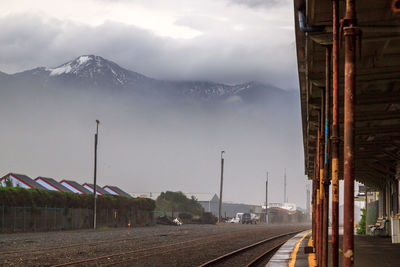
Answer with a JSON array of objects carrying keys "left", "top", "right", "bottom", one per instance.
[
  {"left": 267, "top": 230, "right": 400, "bottom": 267},
  {"left": 267, "top": 230, "right": 312, "bottom": 267}
]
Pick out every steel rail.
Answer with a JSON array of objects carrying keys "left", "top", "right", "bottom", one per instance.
[
  {"left": 101, "top": 231, "right": 289, "bottom": 267},
  {"left": 1, "top": 227, "right": 251, "bottom": 258},
  {"left": 197, "top": 230, "right": 305, "bottom": 267},
  {"left": 244, "top": 240, "right": 287, "bottom": 267}
]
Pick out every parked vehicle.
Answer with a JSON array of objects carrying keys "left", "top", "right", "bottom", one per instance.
[
  {"left": 242, "top": 213, "right": 257, "bottom": 224},
  {"left": 229, "top": 217, "right": 240, "bottom": 223}
]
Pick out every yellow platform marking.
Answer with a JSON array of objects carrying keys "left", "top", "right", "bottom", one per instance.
[
  {"left": 289, "top": 230, "right": 311, "bottom": 267},
  {"left": 307, "top": 237, "right": 316, "bottom": 267}
]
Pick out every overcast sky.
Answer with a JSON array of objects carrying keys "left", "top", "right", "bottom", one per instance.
[
  {"left": 0, "top": 0, "right": 313, "bottom": 209},
  {"left": 0, "top": 0, "right": 297, "bottom": 89}
]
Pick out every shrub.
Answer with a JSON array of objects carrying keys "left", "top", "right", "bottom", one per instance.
[
  {"left": 0, "top": 187, "right": 155, "bottom": 212},
  {"left": 155, "top": 191, "right": 204, "bottom": 216},
  {"left": 357, "top": 209, "right": 366, "bottom": 235}
]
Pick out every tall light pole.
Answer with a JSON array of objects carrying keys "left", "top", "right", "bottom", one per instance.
[
  {"left": 284, "top": 168, "right": 287, "bottom": 203},
  {"left": 93, "top": 119, "right": 100, "bottom": 230},
  {"left": 218, "top": 151, "right": 225, "bottom": 223},
  {"left": 266, "top": 172, "right": 268, "bottom": 223}
]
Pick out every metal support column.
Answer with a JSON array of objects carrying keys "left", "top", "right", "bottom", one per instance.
[
  {"left": 342, "top": 0, "right": 360, "bottom": 266},
  {"left": 319, "top": 87, "right": 325, "bottom": 267},
  {"left": 312, "top": 159, "right": 317, "bottom": 246},
  {"left": 315, "top": 117, "right": 321, "bottom": 263},
  {"left": 322, "top": 45, "right": 331, "bottom": 267},
  {"left": 331, "top": 1, "right": 340, "bottom": 266}
]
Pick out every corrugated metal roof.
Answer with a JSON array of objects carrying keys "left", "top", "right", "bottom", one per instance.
[
  {"left": 83, "top": 183, "right": 110, "bottom": 195},
  {"left": 2, "top": 173, "right": 47, "bottom": 190},
  {"left": 35, "top": 177, "right": 72, "bottom": 192},
  {"left": 60, "top": 180, "right": 92, "bottom": 194},
  {"left": 103, "top": 185, "right": 131, "bottom": 198}
]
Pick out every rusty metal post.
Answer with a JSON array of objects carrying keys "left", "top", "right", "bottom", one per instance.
[
  {"left": 312, "top": 157, "right": 317, "bottom": 246},
  {"left": 342, "top": 0, "right": 360, "bottom": 266},
  {"left": 319, "top": 89, "right": 325, "bottom": 267},
  {"left": 322, "top": 45, "right": 331, "bottom": 267},
  {"left": 331, "top": 1, "right": 340, "bottom": 266},
  {"left": 315, "top": 117, "right": 321, "bottom": 264},
  {"left": 315, "top": 120, "right": 321, "bottom": 261}
]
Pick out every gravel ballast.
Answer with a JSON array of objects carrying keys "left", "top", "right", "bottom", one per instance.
[{"left": 0, "top": 223, "right": 310, "bottom": 266}]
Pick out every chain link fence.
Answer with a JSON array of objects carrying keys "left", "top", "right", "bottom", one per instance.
[{"left": 0, "top": 206, "right": 154, "bottom": 233}]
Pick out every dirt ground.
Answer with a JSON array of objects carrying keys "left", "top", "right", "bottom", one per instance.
[{"left": 0, "top": 223, "right": 310, "bottom": 266}]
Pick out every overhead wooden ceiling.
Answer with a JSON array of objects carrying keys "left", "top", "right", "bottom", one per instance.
[{"left": 294, "top": 0, "right": 400, "bottom": 189}]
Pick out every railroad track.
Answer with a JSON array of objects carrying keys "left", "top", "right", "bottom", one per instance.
[
  {"left": 49, "top": 229, "right": 272, "bottom": 267},
  {"left": 198, "top": 230, "right": 304, "bottom": 267},
  {"left": 1, "top": 226, "right": 309, "bottom": 266}
]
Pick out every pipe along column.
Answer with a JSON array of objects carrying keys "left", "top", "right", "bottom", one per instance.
[
  {"left": 322, "top": 45, "right": 331, "bottom": 267},
  {"left": 342, "top": 0, "right": 360, "bottom": 266},
  {"left": 331, "top": 0, "right": 340, "bottom": 266},
  {"left": 318, "top": 89, "right": 325, "bottom": 267}
]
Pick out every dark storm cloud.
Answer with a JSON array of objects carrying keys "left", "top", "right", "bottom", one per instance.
[{"left": 0, "top": 14, "right": 297, "bottom": 89}]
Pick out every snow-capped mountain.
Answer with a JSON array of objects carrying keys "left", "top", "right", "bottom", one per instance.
[
  {"left": 0, "top": 55, "right": 291, "bottom": 103},
  {"left": 46, "top": 55, "right": 149, "bottom": 88}
]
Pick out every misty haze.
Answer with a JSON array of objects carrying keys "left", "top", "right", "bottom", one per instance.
[{"left": 1, "top": 54, "right": 304, "bottom": 206}]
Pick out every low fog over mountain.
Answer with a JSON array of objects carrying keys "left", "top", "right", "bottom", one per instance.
[{"left": 0, "top": 55, "right": 305, "bottom": 207}]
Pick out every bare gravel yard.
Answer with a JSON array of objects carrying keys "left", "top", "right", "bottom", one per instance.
[{"left": 0, "top": 223, "right": 310, "bottom": 266}]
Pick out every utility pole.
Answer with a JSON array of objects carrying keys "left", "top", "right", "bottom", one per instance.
[
  {"left": 284, "top": 168, "right": 287, "bottom": 203},
  {"left": 266, "top": 172, "right": 268, "bottom": 223},
  {"left": 93, "top": 119, "right": 100, "bottom": 230},
  {"left": 218, "top": 151, "right": 225, "bottom": 223}
]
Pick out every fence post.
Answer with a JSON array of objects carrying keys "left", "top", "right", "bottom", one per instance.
[
  {"left": 23, "top": 207, "right": 26, "bottom": 232},
  {"left": 54, "top": 208, "right": 57, "bottom": 230},
  {"left": 13, "top": 207, "right": 16, "bottom": 232},
  {"left": 45, "top": 206, "right": 47, "bottom": 231},
  {"left": 34, "top": 208, "right": 36, "bottom": 232},
  {"left": 1, "top": 205, "right": 4, "bottom": 232}
]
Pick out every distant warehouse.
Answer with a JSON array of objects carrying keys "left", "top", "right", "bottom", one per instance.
[
  {"left": 0, "top": 173, "right": 47, "bottom": 190},
  {"left": 35, "top": 177, "right": 72, "bottom": 192},
  {"left": 103, "top": 185, "right": 131, "bottom": 197},
  {"left": 83, "top": 183, "right": 109, "bottom": 195},
  {"left": 60, "top": 180, "right": 92, "bottom": 194},
  {"left": 1, "top": 173, "right": 131, "bottom": 198}
]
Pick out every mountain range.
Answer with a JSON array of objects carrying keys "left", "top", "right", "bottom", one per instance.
[{"left": 0, "top": 55, "right": 295, "bottom": 104}]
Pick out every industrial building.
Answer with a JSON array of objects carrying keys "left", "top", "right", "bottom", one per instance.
[
  {"left": 35, "top": 177, "right": 72, "bottom": 192},
  {"left": 1, "top": 172, "right": 131, "bottom": 198},
  {"left": 197, "top": 193, "right": 263, "bottom": 219},
  {"left": 0, "top": 173, "right": 46, "bottom": 190},
  {"left": 103, "top": 185, "right": 132, "bottom": 197},
  {"left": 60, "top": 180, "right": 92, "bottom": 194},
  {"left": 82, "top": 183, "right": 110, "bottom": 195}
]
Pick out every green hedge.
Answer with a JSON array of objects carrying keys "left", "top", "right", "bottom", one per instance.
[{"left": 0, "top": 187, "right": 155, "bottom": 212}]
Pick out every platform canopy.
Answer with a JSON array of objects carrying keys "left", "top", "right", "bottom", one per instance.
[{"left": 294, "top": 0, "right": 400, "bottom": 189}]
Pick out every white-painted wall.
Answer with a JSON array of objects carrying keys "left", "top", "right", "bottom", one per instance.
[
  {"left": 0, "top": 175, "right": 31, "bottom": 189},
  {"left": 35, "top": 179, "right": 58, "bottom": 191},
  {"left": 60, "top": 182, "right": 82, "bottom": 194},
  {"left": 104, "top": 187, "right": 118, "bottom": 195},
  {"left": 83, "top": 184, "right": 101, "bottom": 195}
]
